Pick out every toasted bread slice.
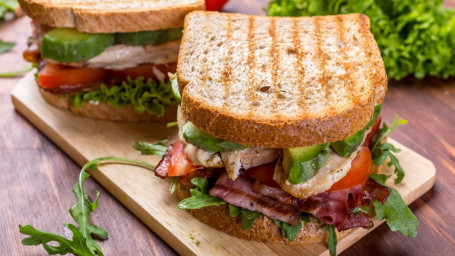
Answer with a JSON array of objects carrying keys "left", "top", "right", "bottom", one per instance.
[
  {"left": 177, "top": 12, "right": 387, "bottom": 148},
  {"left": 19, "top": 0, "right": 205, "bottom": 33},
  {"left": 39, "top": 88, "right": 177, "bottom": 122}
]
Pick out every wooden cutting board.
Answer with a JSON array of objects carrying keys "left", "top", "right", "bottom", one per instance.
[{"left": 11, "top": 72, "right": 436, "bottom": 256}]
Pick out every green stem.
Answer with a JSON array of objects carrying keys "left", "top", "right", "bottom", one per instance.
[
  {"left": 0, "top": 65, "right": 35, "bottom": 78},
  {"left": 77, "top": 157, "right": 155, "bottom": 236}
]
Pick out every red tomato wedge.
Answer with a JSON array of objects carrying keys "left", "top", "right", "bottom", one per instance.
[
  {"left": 245, "top": 163, "right": 281, "bottom": 188},
  {"left": 205, "top": 0, "right": 229, "bottom": 11},
  {"left": 168, "top": 139, "right": 198, "bottom": 177},
  {"left": 328, "top": 147, "right": 372, "bottom": 192},
  {"left": 363, "top": 116, "right": 382, "bottom": 148},
  {"left": 38, "top": 64, "right": 106, "bottom": 89},
  {"left": 109, "top": 62, "right": 177, "bottom": 81}
]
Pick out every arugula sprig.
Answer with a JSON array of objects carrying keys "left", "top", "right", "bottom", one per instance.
[
  {"left": 370, "top": 174, "right": 419, "bottom": 237},
  {"left": 177, "top": 178, "right": 226, "bottom": 209},
  {"left": 19, "top": 157, "right": 156, "bottom": 256},
  {"left": 372, "top": 115, "right": 408, "bottom": 184},
  {"left": 133, "top": 140, "right": 168, "bottom": 157}
]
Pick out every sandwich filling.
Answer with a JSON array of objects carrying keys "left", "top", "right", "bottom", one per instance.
[
  {"left": 154, "top": 104, "right": 399, "bottom": 239},
  {"left": 23, "top": 22, "right": 180, "bottom": 117}
]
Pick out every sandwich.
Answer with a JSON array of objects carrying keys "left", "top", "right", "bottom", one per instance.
[
  {"left": 19, "top": 0, "right": 205, "bottom": 121},
  {"left": 153, "top": 11, "right": 418, "bottom": 252}
]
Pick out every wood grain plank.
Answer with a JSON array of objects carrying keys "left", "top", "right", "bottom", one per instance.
[{"left": 11, "top": 72, "right": 436, "bottom": 255}]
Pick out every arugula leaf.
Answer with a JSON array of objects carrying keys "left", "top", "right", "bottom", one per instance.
[
  {"left": 19, "top": 157, "right": 156, "bottom": 255},
  {"left": 273, "top": 219, "right": 302, "bottom": 242},
  {"left": 0, "top": 40, "right": 14, "bottom": 53},
  {"left": 370, "top": 174, "right": 419, "bottom": 237},
  {"left": 240, "top": 209, "right": 261, "bottom": 230},
  {"left": 19, "top": 224, "right": 96, "bottom": 256},
  {"left": 72, "top": 76, "right": 178, "bottom": 117},
  {"left": 229, "top": 204, "right": 241, "bottom": 217},
  {"left": 267, "top": 0, "right": 455, "bottom": 80},
  {"left": 323, "top": 225, "right": 337, "bottom": 256},
  {"left": 69, "top": 170, "right": 108, "bottom": 254},
  {"left": 133, "top": 140, "right": 168, "bottom": 158},
  {"left": 370, "top": 173, "right": 391, "bottom": 186},
  {"left": 178, "top": 178, "right": 226, "bottom": 209},
  {"left": 169, "top": 177, "right": 179, "bottom": 194},
  {"left": 372, "top": 115, "right": 407, "bottom": 184}
]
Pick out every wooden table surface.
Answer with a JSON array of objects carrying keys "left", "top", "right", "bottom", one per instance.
[{"left": 1, "top": 0, "right": 454, "bottom": 255}]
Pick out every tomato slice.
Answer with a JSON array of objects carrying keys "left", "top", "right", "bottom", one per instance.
[
  {"left": 245, "top": 163, "right": 281, "bottom": 188},
  {"left": 363, "top": 116, "right": 382, "bottom": 148},
  {"left": 168, "top": 139, "right": 198, "bottom": 177},
  {"left": 109, "top": 62, "right": 177, "bottom": 81},
  {"left": 328, "top": 147, "right": 372, "bottom": 192},
  {"left": 38, "top": 64, "right": 106, "bottom": 89},
  {"left": 205, "top": 0, "right": 229, "bottom": 11}
]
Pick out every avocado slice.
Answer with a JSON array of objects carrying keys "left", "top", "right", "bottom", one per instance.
[
  {"left": 283, "top": 143, "right": 330, "bottom": 184},
  {"left": 182, "top": 122, "right": 247, "bottom": 153},
  {"left": 366, "top": 103, "right": 382, "bottom": 127},
  {"left": 41, "top": 28, "right": 115, "bottom": 63},
  {"left": 332, "top": 104, "right": 382, "bottom": 157},
  {"left": 115, "top": 28, "right": 183, "bottom": 46},
  {"left": 331, "top": 128, "right": 366, "bottom": 158}
]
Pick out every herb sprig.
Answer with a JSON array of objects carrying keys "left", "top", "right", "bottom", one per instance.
[
  {"left": 19, "top": 157, "right": 156, "bottom": 255},
  {"left": 372, "top": 115, "right": 408, "bottom": 184}
]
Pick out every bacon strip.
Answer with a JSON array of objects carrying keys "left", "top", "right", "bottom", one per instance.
[
  {"left": 153, "top": 144, "right": 174, "bottom": 178},
  {"left": 209, "top": 173, "right": 301, "bottom": 226}
]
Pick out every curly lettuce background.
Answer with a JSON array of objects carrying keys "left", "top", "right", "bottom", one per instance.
[{"left": 267, "top": 0, "right": 455, "bottom": 80}]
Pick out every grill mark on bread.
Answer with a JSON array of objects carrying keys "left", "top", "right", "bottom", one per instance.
[
  {"left": 293, "top": 19, "right": 307, "bottom": 110},
  {"left": 268, "top": 18, "right": 280, "bottom": 112},
  {"left": 222, "top": 15, "right": 233, "bottom": 105},
  {"left": 247, "top": 16, "right": 258, "bottom": 108},
  {"left": 313, "top": 17, "right": 330, "bottom": 106},
  {"left": 336, "top": 15, "right": 356, "bottom": 106},
  {"left": 358, "top": 14, "right": 374, "bottom": 104}
]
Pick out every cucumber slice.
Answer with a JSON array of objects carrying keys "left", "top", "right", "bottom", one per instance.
[
  {"left": 283, "top": 143, "right": 330, "bottom": 184},
  {"left": 41, "top": 28, "right": 114, "bottom": 63},
  {"left": 332, "top": 128, "right": 366, "bottom": 157},
  {"left": 115, "top": 28, "right": 183, "bottom": 46},
  {"left": 182, "top": 122, "right": 247, "bottom": 153}
]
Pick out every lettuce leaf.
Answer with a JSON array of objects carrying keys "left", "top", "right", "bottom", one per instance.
[
  {"left": 267, "top": 0, "right": 455, "bottom": 80},
  {"left": 72, "top": 76, "right": 177, "bottom": 117}
]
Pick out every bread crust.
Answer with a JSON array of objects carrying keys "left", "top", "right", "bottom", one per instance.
[
  {"left": 19, "top": 0, "right": 205, "bottom": 33},
  {"left": 177, "top": 12, "right": 387, "bottom": 148},
  {"left": 39, "top": 88, "right": 177, "bottom": 122},
  {"left": 176, "top": 185, "right": 351, "bottom": 244}
]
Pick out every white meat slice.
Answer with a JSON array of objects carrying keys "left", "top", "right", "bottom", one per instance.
[{"left": 221, "top": 148, "right": 280, "bottom": 180}]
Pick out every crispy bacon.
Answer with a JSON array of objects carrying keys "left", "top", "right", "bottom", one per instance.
[
  {"left": 251, "top": 178, "right": 390, "bottom": 230},
  {"left": 361, "top": 178, "right": 391, "bottom": 206},
  {"left": 154, "top": 144, "right": 174, "bottom": 178},
  {"left": 209, "top": 173, "right": 301, "bottom": 226}
]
